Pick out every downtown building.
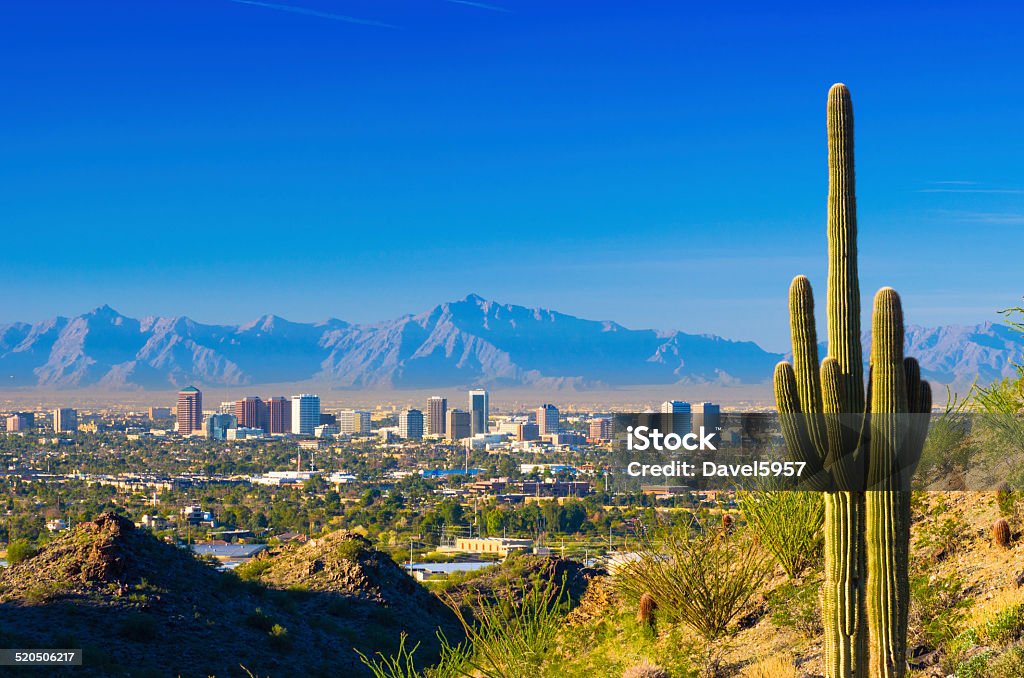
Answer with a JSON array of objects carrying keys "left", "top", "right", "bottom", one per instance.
[
  {"left": 446, "top": 409, "right": 472, "bottom": 441},
  {"left": 234, "top": 397, "right": 268, "bottom": 433},
  {"left": 469, "top": 389, "right": 489, "bottom": 435},
  {"left": 426, "top": 396, "right": 447, "bottom": 436},
  {"left": 265, "top": 397, "right": 292, "bottom": 434},
  {"left": 5, "top": 412, "right": 34, "bottom": 432},
  {"left": 338, "top": 409, "right": 371, "bottom": 435},
  {"left": 660, "top": 400, "right": 692, "bottom": 438},
  {"left": 291, "top": 394, "right": 321, "bottom": 435},
  {"left": 536, "top": 404, "right": 560, "bottom": 435},
  {"left": 176, "top": 386, "right": 203, "bottom": 434},
  {"left": 399, "top": 409, "right": 424, "bottom": 440},
  {"left": 53, "top": 407, "right": 78, "bottom": 433}
]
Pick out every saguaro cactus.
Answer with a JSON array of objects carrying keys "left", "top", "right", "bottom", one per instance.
[{"left": 774, "top": 84, "right": 931, "bottom": 678}]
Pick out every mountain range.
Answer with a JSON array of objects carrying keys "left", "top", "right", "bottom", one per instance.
[{"left": 0, "top": 294, "right": 1018, "bottom": 391}]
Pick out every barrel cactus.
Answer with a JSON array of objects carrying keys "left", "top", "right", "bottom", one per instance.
[
  {"left": 774, "top": 83, "right": 932, "bottom": 678},
  {"left": 994, "top": 518, "right": 1012, "bottom": 548}
]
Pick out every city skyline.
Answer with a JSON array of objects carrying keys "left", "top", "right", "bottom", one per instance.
[{"left": 1, "top": 2, "right": 1022, "bottom": 351}]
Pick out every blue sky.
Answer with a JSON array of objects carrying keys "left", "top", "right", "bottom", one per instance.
[{"left": 0, "top": 1, "right": 1021, "bottom": 351}]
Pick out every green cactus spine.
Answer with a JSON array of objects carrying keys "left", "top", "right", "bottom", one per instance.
[{"left": 773, "top": 84, "right": 931, "bottom": 678}]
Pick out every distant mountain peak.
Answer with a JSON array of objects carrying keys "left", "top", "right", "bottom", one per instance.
[{"left": 0, "top": 300, "right": 1017, "bottom": 390}]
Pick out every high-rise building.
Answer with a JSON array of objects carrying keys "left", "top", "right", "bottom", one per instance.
[
  {"left": 265, "top": 397, "right": 291, "bottom": 434},
  {"left": 176, "top": 386, "right": 203, "bottom": 434},
  {"left": 234, "top": 397, "right": 267, "bottom": 432},
  {"left": 205, "top": 413, "right": 237, "bottom": 441},
  {"left": 660, "top": 400, "right": 692, "bottom": 439},
  {"left": 53, "top": 407, "right": 78, "bottom": 433},
  {"left": 399, "top": 409, "right": 424, "bottom": 440},
  {"left": 469, "top": 389, "right": 489, "bottom": 435},
  {"left": 446, "top": 409, "right": 472, "bottom": 441},
  {"left": 536, "top": 404, "right": 560, "bottom": 435},
  {"left": 693, "top": 402, "right": 722, "bottom": 446},
  {"left": 339, "top": 409, "right": 371, "bottom": 435},
  {"left": 5, "top": 412, "right": 34, "bottom": 432},
  {"left": 589, "top": 417, "right": 612, "bottom": 441},
  {"left": 291, "top": 394, "right": 321, "bottom": 435},
  {"left": 426, "top": 396, "right": 447, "bottom": 436},
  {"left": 148, "top": 406, "right": 171, "bottom": 420}
]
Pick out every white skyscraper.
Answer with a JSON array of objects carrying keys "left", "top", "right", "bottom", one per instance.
[
  {"left": 291, "top": 394, "right": 321, "bottom": 435},
  {"left": 660, "top": 400, "right": 692, "bottom": 438},
  {"left": 469, "top": 389, "right": 489, "bottom": 435}
]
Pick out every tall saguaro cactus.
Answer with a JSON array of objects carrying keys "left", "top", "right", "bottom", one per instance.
[{"left": 773, "top": 84, "right": 931, "bottom": 678}]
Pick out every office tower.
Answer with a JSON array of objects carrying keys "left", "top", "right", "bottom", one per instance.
[
  {"left": 291, "top": 394, "right": 321, "bottom": 435},
  {"left": 205, "top": 413, "right": 237, "bottom": 441},
  {"left": 469, "top": 389, "right": 489, "bottom": 435},
  {"left": 6, "top": 412, "right": 34, "bottom": 432},
  {"left": 176, "top": 386, "right": 203, "bottom": 434},
  {"left": 338, "top": 409, "right": 371, "bottom": 435},
  {"left": 148, "top": 406, "right": 171, "bottom": 420},
  {"left": 536, "top": 404, "right": 560, "bottom": 435},
  {"left": 426, "top": 396, "right": 447, "bottom": 436},
  {"left": 234, "top": 396, "right": 267, "bottom": 432},
  {"left": 399, "top": 409, "right": 424, "bottom": 440},
  {"left": 53, "top": 407, "right": 78, "bottom": 433},
  {"left": 660, "top": 400, "right": 692, "bottom": 439},
  {"left": 319, "top": 413, "right": 337, "bottom": 426},
  {"left": 693, "top": 402, "right": 722, "bottom": 446},
  {"left": 446, "top": 409, "right": 472, "bottom": 441},
  {"left": 218, "top": 401, "right": 236, "bottom": 415},
  {"left": 517, "top": 422, "right": 540, "bottom": 442},
  {"left": 589, "top": 417, "right": 612, "bottom": 441},
  {"left": 265, "top": 397, "right": 291, "bottom": 434}
]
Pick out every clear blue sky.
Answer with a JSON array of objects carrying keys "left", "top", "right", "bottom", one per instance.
[{"left": 1, "top": 1, "right": 1021, "bottom": 351}]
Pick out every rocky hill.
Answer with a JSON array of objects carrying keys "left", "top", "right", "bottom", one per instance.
[
  {"left": 0, "top": 514, "right": 458, "bottom": 677},
  {"left": 3, "top": 296, "right": 1017, "bottom": 391}
]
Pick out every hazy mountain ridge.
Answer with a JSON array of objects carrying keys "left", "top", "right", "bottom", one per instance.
[{"left": 0, "top": 296, "right": 1017, "bottom": 390}]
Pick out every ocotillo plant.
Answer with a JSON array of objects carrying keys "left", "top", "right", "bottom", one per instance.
[{"left": 773, "top": 84, "right": 931, "bottom": 678}]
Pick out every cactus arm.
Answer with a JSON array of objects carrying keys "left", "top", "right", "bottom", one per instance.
[
  {"left": 866, "top": 289, "right": 911, "bottom": 678},
  {"left": 826, "top": 83, "right": 864, "bottom": 411}
]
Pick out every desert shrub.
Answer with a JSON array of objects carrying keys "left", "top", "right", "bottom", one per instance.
[
  {"left": 337, "top": 537, "right": 366, "bottom": 561},
  {"left": 988, "top": 644, "right": 1024, "bottom": 675},
  {"left": 268, "top": 623, "right": 291, "bottom": 651},
  {"left": 621, "top": 661, "right": 670, "bottom": 678},
  {"left": 996, "top": 482, "right": 1018, "bottom": 518},
  {"left": 909, "top": 571, "right": 971, "bottom": 649},
  {"left": 982, "top": 603, "right": 1024, "bottom": 645},
  {"left": 955, "top": 650, "right": 994, "bottom": 678},
  {"left": 246, "top": 607, "right": 275, "bottom": 632},
  {"left": 443, "top": 575, "right": 567, "bottom": 678},
  {"left": 23, "top": 580, "right": 69, "bottom": 604},
  {"left": 737, "top": 490, "right": 822, "bottom": 579},
  {"left": 768, "top": 579, "right": 822, "bottom": 638},
  {"left": 234, "top": 558, "right": 273, "bottom": 581},
  {"left": 616, "top": 519, "right": 771, "bottom": 640},
  {"left": 945, "top": 628, "right": 981, "bottom": 672},
  {"left": 740, "top": 654, "right": 800, "bottom": 678},
  {"left": 917, "top": 515, "right": 969, "bottom": 557},
  {"left": 6, "top": 539, "right": 37, "bottom": 565},
  {"left": 119, "top": 612, "right": 158, "bottom": 642},
  {"left": 356, "top": 631, "right": 469, "bottom": 678}
]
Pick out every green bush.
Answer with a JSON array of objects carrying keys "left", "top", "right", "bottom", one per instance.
[
  {"left": 616, "top": 519, "right": 771, "bottom": 640},
  {"left": 768, "top": 579, "right": 822, "bottom": 638},
  {"left": 268, "top": 623, "right": 292, "bottom": 651},
  {"left": 737, "top": 490, "right": 823, "bottom": 579},
  {"left": 246, "top": 607, "right": 275, "bottom": 632},
  {"left": 909, "top": 571, "right": 971, "bottom": 649},
  {"left": 234, "top": 558, "right": 272, "bottom": 581},
  {"left": 955, "top": 650, "right": 994, "bottom": 678},
  {"left": 337, "top": 538, "right": 366, "bottom": 561},
  {"left": 984, "top": 603, "right": 1024, "bottom": 645},
  {"left": 988, "top": 645, "right": 1024, "bottom": 676},
  {"left": 6, "top": 539, "right": 37, "bottom": 565}
]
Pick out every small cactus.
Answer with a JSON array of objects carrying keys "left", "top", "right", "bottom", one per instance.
[
  {"left": 722, "top": 513, "right": 735, "bottom": 531},
  {"left": 637, "top": 591, "right": 657, "bottom": 628},
  {"left": 994, "top": 518, "right": 1012, "bottom": 548}
]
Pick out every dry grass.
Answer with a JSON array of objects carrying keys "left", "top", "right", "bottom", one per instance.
[{"left": 739, "top": 653, "right": 800, "bottom": 678}]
